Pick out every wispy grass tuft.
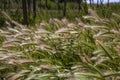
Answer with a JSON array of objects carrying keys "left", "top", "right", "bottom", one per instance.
[{"left": 0, "top": 9, "right": 120, "bottom": 80}]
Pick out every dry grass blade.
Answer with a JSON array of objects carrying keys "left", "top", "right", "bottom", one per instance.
[
  {"left": 111, "top": 29, "right": 120, "bottom": 35},
  {"left": 74, "top": 72, "right": 103, "bottom": 79},
  {"left": 17, "top": 59, "right": 34, "bottom": 65},
  {"left": 1, "top": 11, "right": 12, "bottom": 21},
  {"left": 88, "top": 8, "right": 101, "bottom": 21},
  {"left": 62, "top": 18, "right": 69, "bottom": 24},
  {"left": 7, "top": 27, "right": 20, "bottom": 33},
  {"left": 55, "top": 28, "right": 70, "bottom": 34},
  {"left": 1, "top": 10, "right": 24, "bottom": 28},
  {"left": 112, "top": 13, "right": 120, "bottom": 19},
  {"left": 53, "top": 18, "right": 62, "bottom": 25},
  {"left": 103, "top": 71, "right": 120, "bottom": 77},
  {"left": 7, "top": 70, "right": 30, "bottom": 80},
  {"left": 8, "top": 59, "right": 34, "bottom": 65},
  {"left": 35, "top": 29, "right": 50, "bottom": 34},
  {"left": 0, "top": 54, "right": 15, "bottom": 61},
  {"left": 67, "top": 23, "right": 77, "bottom": 28}
]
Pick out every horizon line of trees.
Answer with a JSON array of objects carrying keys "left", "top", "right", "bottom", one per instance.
[
  {"left": 0, "top": 0, "right": 80, "bottom": 25},
  {"left": 0, "top": 0, "right": 119, "bottom": 25}
]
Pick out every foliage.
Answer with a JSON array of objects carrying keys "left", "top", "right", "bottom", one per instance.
[
  {"left": 1, "top": 0, "right": 120, "bottom": 25},
  {"left": 0, "top": 9, "right": 120, "bottom": 80}
]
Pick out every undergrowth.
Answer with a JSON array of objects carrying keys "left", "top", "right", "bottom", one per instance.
[{"left": 0, "top": 9, "right": 120, "bottom": 80}]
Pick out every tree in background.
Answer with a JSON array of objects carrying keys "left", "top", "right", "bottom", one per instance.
[
  {"left": 78, "top": 0, "right": 82, "bottom": 12},
  {"left": 57, "top": 0, "right": 61, "bottom": 10},
  {"left": 107, "top": 0, "right": 110, "bottom": 6},
  {"left": 90, "top": 0, "right": 92, "bottom": 5},
  {"left": 97, "top": 0, "right": 99, "bottom": 6},
  {"left": 63, "top": 0, "right": 67, "bottom": 16},
  {"left": 100, "top": 0, "right": 103, "bottom": 5},
  {"left": 27, "top": 0, "right": 32, "bottom": 15},
  {"left": 33, "top": 0, "right": 36, "bottom": 18},
  {"left": 22, "top": 0, "right": 37, "bottom": 24},
  {"left": 45, "top": 0, "right": 48, "bottom": 9},
  {"left": 39, "top": 0, "right": 42, "bottom": 9},
  {"left": 22, "top": 0, "right": 28, "bottom": 25},
  {"left": 3, "top": 0, "right": 6, "bottom": 11}
]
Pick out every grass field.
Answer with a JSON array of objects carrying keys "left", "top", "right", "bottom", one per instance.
[{"left": 0, "top": 1, "right": 120, "bottom": 80}]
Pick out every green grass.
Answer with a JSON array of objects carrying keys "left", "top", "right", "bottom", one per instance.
[
  {"left": 0, "top": 1, "right": 120, "bottom": 80},
  {"left": 0, "top": 8, "right": 120, "bottom": 80}
]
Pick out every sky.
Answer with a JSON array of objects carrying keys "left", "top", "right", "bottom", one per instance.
[{"left": 87, "top": 0, "right": 120, "bottom": 4}]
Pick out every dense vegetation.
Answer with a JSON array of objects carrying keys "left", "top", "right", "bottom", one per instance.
[
  {"left": 0, "top": 0, "right": 120, "bottom": 80},
  {"left": 0, "top": 0, "right": 120, "bottom": 26}
]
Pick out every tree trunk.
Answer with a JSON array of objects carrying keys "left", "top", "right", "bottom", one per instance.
[
  {"left": 8, "top": 0, "right": 11, "bottom": 9},
  {"left": 78, "top": 0, "right": 82, "bottom": 12},
  {"left": 97, "top": 0, "right": 99, "bottom": 7},
  {"left": 27, "top": 0, "right": 31, "bottom": 15},
  {"left": 100, "top": 0, "right": 103, "bottom": 5},
  {"left": 90, "top": 0, "right": 92, "bottom": 5},
  {"left": 57, "top": 0, "right": 60, "bottom": 10},
  {"left": 22, "top": 0, "right": 28, "bottom": 25},
  {"left": 39, "top": 0, "right": 42, "bottom": 9},
  {"left": 92, "top": 0, "right": 94, "bottom": 4},
  {"left": 63, "top": 0, "right": 67, "bottom": 17},
  {"left": 107, "top": 0, "right": 109, "bottom": 6},
  {"left": 45, "top": 0, "right": 48, "bottom": 9},
  {"left": 3, "top": 0, "right": 6, "bottom": 11},
  {"left": 33, "top": 0, "right": 36, "bottom": 18}
]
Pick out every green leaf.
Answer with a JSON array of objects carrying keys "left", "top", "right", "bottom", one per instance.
[{"left": 96, "top": 40, "right": 113, "bottom": 60}]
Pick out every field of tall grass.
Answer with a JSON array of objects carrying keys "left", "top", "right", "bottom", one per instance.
[{"left": 0, "top": 8, "right": 120, "bottom": 80}]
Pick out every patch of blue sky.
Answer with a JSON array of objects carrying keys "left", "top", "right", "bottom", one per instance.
[{"left": 86, "top": 0, "right": 120, "bottom": 4}]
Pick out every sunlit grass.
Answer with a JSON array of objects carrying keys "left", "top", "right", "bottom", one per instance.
[{"left": 0, "top": 9, "right": 120, "bottom": 80}]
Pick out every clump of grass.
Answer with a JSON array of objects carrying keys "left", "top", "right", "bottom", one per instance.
[{"left": 0, "top": 9, "right": 120, "bottom": 80}]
